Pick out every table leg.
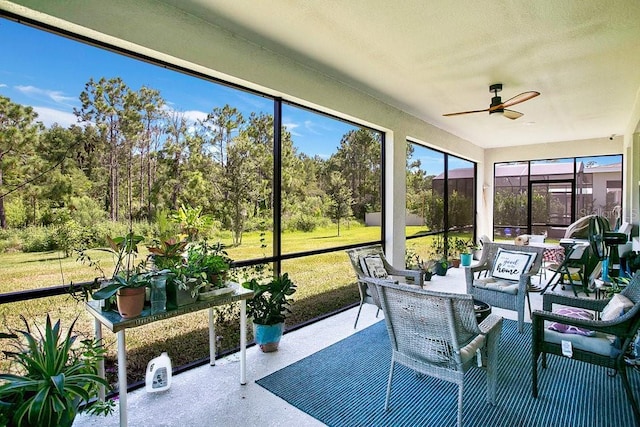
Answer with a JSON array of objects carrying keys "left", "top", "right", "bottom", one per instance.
[
  {"left": 94, "top": 319, "right": 105, "bottom": 401},
  {"left": 117, "top": 330, "right": 127, "bottom": 427},
  {"left": 209, "top": 308, "right": 216, "bottom": 366},
  {"left": 240, "top": 300, "right": 247, "bottom": 385}
]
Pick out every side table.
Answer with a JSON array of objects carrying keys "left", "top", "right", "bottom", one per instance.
[{"left": 86, "top": 282, "right": 253, "bottom": 427}]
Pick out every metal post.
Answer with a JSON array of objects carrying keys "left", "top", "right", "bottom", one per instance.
[
  {"left": 240, "top": 300, "right": 247, "bottom": 385},
  {"left": 209, "top": 308, "right": 216, "bottom": 366},
  {"left": 94, "top": 318, "right": 105, "bottom": 401}
]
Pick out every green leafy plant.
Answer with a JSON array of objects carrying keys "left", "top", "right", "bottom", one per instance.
[
  {"left": 147, "top": 238, "right": 189, "bottom": 270},
  {"left": 170, "top": 204, "right": 214, "bottom": 242},
  {"left": 242, "top": 273, "right": 297, "bottom": 325},
  {"left": 0, "top": 315, "right": 114, "bottom": 427},
  {"left": 185, "top": 241, "right": 231, "bottom": 287},
  {"left": 90, "top": 232, "right": 157, "bottom": 300},
  {"left": 91, "top": 269, "right": 162, "bottom": 300},
  {"left": 606, "top": 276, "right": 630, "bottom": 298}
]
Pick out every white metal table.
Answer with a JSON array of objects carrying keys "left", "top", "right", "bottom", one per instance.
[{"left": 86, "top": 282, "right": 253, "bottom": 427}]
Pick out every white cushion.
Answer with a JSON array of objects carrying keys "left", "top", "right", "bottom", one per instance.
[
  {"left": 491, "top": 248, "right": 536, "bottom": 281},
  {"left": 601, "top": 293, "right": 634, "bottom": 321},
  {"left": 361, "top": 255, "right": 388, "bottom": 279},
  {"left": 473, "top": 277, "right": 519, "bottom": 294},
  {"left": 543, "top": 328, "right": 613, "bottom": 356}
]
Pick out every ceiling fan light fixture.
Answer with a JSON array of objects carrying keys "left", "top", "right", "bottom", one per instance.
[{"left": 490, "top": 108, "right": 504, "bottom": 117}]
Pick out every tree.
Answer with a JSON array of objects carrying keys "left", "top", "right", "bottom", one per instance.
[
  {"left": 326, "top": 171, "right": 353, "bottom": 236},
  {"left": 136, "top": 87, "right": 165, "bottom": 218},
  {"left": 0, "top": 96, "right": 42, "bottom": 228},
  {"left": 327, "top": 128, "right": 381, "bottom": 219},
  {"left": 75, "top": 77, "right": 130, "bottom": 221}
]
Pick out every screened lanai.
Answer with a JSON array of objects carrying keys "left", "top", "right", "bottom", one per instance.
[{"left": 2, "top": 1, "right": 640, "bottom": 426}]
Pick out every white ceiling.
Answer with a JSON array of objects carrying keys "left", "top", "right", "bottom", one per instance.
[{"left": 160, "top": 0, "right": 640, "bottom": 148}]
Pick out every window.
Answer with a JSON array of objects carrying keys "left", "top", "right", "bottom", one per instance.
[
  {"left": 406, "top": 142, "right": 476, "bottom": 260},
  {"left": 493, "top": 155, "right": 623, "bottom": 239},
  {"left": 280, "top": 103, "right": 383, "bottom": 254}
]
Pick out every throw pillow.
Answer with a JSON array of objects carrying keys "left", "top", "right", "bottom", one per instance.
[
  {"left": 362, "top": 255, "right": 388, "bottom": 279},
  {"left": 548, "top": 307, "right": 596, "bottom": 336},
  {"left": 601, "top": 293, "right": 634, "bottom": 321},
  {"left": 491, "top": 248, "right": 536, "bottom": 281}
]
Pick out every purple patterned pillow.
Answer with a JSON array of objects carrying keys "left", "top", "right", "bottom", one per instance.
[{"left": 548, "top": 307, "right": 596, "bottom": 336}]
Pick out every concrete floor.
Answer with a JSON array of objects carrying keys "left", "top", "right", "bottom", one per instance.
[{"left": 73, "top": 266, "right": 561, "bottom": 427}]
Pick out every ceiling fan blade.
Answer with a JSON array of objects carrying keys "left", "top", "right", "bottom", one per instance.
[
  {"left": 443, "top": 108, "right": 489, "bottom": 117},
  {"left": 503, "top": 109, "right": 523, "bottom": 120},
  {"left": 502, "top": 91, "right": 540, "bottom": 108}
]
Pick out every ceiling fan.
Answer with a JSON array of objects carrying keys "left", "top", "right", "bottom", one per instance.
[{"left": 443, "top": 83, "right": 540, "bottom": 120}]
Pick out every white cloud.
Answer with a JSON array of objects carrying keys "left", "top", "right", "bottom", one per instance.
[
  {"left": 15, "top": 85, "right": 77, "bottom": 106},
  {"left": 183, "top": 109, "right": 208, "bottom": 123},
  {"left": 163, "top": 105, "right": 208, "bottom": 124},
  {"left": 33, "top": 106, "right": 79, "bottom": 128},
  {"left": 0, "top": 83, "right": 7, "bottom": 88},
  {"left": 283, "top": 121, "right": 301, "bottom": 136}
]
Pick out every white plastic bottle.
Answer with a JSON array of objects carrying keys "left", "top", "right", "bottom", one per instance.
[{"left": 145, "top": 352, "right": 172, "bottom": 392}]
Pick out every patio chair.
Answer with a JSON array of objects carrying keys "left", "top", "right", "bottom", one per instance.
[
  {"left": 345, "top": 245, "right": 423, "bottom": 328},
  {"left": 465, "top": 242, "right": 545, "bottom": 333},
  {"left": 532, "top": 272, "right": 640, "bottom": 424},
  {"left": 375, "top": 281, "right": 503, "bottom": 427}
]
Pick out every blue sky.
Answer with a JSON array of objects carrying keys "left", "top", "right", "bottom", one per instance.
[{"left": 0, "top": 19, "right": 356, "bottom": 159}]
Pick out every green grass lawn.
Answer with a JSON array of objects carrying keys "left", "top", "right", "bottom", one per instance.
[{"left": 0, "top": 224, "right": 444, "bottom": 387}]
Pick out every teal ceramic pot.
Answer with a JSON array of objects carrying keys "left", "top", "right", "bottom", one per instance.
[
  {"left": 253, "top": 322, "right": 285, "bottom": 352},
  {"left": 461, "top": 253, "right": 473, "bottom": 267}
]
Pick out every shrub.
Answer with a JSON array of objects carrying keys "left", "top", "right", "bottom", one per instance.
[
  {"left": 69, "top": 196, "right": 108, "bottom": 227},
  {"left": 20, "top": 226, "right": 56, "bottom": 252},
  {"left": 0, "top": 228, "right": 22, "bottom": 252},
  {"left": 4, "top": 197, "right": 28, "bottom": 228}
]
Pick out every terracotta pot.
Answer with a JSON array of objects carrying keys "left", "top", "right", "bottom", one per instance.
[{"left": 116, "top": 287, "right": 146, "bottom": 319}]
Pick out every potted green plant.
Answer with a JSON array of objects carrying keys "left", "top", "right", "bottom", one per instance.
[
  {"left": 0, "top": 315, "right": 115, "bottom": 427},
  {"left": 458, "top": 238, "right": 478, "bottom": 267},
  {"left": 429, "top": 236, "right": 449, "bottom": 276},
  {"left": 147, "top": 237, "right": 199, "bottom": 308},
  {"left": 406, "top": 246, "right": 434, "bottom": 282},
  {"left": 242, "top": 273, "right": 297, "bottom": 352},
  {"left": 147, "top": 237, "right": 189, "bottom": 270},
  {"left": 185, "top": 241, "right": 233, "bottom": 300},
  {"left": 90, "top": 232, "right": 167, "bottom": 318}
]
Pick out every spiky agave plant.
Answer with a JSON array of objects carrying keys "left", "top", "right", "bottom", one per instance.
[{"left": 0, "top": 315, "right": 114, "bottom": 427}]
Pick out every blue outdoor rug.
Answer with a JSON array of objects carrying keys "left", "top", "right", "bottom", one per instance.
[{"left": 256, "top": 319, "right": 640, "bottom": 427}]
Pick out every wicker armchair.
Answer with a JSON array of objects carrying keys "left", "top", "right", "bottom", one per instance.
[
  {"left": 532, "top": 272, "right": 640, "bottom": 424},
  {"left": 465, "top": 242, "right": 545, "bottom": 333},
  {"left": 375, "top": 281, "right": 503, "bottom": 427},
  {"left": 345, "top": 245, "right": 423, "bottom": 328}
]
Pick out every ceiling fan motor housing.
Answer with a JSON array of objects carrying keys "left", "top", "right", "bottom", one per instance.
[
  {"left": 490, "top": 96, "right": 503, "bottom": 114},
  {"left": 489, "top": 83, "right": 504, "bottom": 114}
]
